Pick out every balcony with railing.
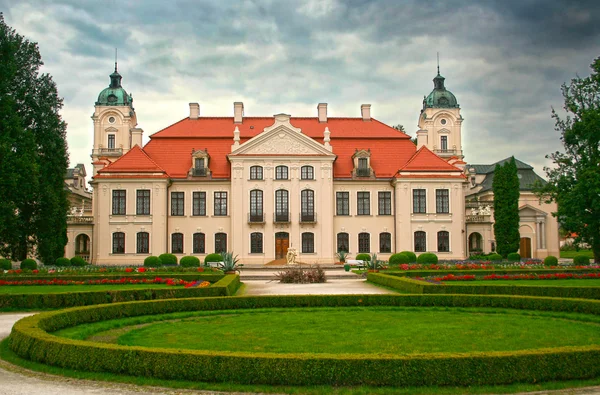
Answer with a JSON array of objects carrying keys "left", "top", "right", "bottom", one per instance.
[
  {"left": 356, "top": 168, "right": 371, "bottom": 177},
  {"left": 192, "top": 167, "right": 208, "bottom": 177},
  {"left": 274, "top": 212, "right": 290, "bottom": 223},
  {"left": 466, "top": 215, "right": 490, "bottom": 223},
  {"left": 299, "top": 212, "right": 317, "bottom": 223},
  {"left": 248, "top": 212, "right": 265, "bottom": 223},
  {"left": 95, "top": 148, "right": 123, "bottom": 156},
  {"left": 67, "top": 215, "right": 94, "bottom": 224},
  {"left": 434, "top": 148, "right": 463, "bottom": 157}
]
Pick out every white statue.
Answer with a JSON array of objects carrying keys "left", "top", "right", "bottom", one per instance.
[
  {"left": 480, "top": 205, "right": 492, "bottom": 215},
  {"left": 470, "top": 208, "right": 479, "bottom": 216},
  {"left": 286, "top": 247, "right": 298, "bottom": 265}
]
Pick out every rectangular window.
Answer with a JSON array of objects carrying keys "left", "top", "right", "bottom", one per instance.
[
  {"left": 414, "top": 231, "right": 426, "bottom": 252},
  {"left": 380, "top": 233, "right": 391, "bottom": 253},
  {"left": 192, "top": 192, "right": 206, "bottom": 216},
  {"left": 440, "top": 135, "right": 448, "bottom": 151},
  {"left": 215, "top": 233, "right": 227, "bottom": 253},
  {"left": 413, "top": 189, "right": 426, "bottom": 213},
  {"left": 301, "top": 166, "right": 314, "bottom": 180},
  {"left": 137, "top": 232, "right": 149, "bottom": 254},
  {"left": 214, "top": 192, "right": 227, "bottom": 216},
  {"left": 438, "top": 231, "right": 450, "bottom": 252},
  {"left": 171, "top": 233, "right": 183, "bottom": 254},
  {"left": 171, "top": 192, "right": 184, "bottom": 216},
  {"left": 302, "top": 233, "right": 314, "bottom": 253},
  {"left": 112, "top": 232, "right": 125, "bottom": 254},
  {"left": 358, "top": 233, "right": 370, "bottom": 253},
  {"left": 250, "top": 233, "right": 263, "bottom": 254},
  {"left": 336, "top": 192, "right": 349, "bottom": 216},
  {"left": 301, "top": 190, "right": 315, "bottom": 221},
  {"left": 436, "top": 189, "right": 449, "bottom": 214},
  {"left": 112, "top": 190, "right": 126, "bottom": 215},
  {"left": 250, "top": 166, "right": 263, "bottom": 180},
  {"left": 275, "top": 166, "right": 288, "bottom": 180},
  {"left": 337, "top": 233, "right": 349, "bottom": 253},
  {"left": 193, "top": 233, "right": 205, "bottom": 254},
  {"left": 357, "top": 192, "right": 370, "bottom": 215},
  {"left": 136, "top": 190, "right": 150, "bottom": 215},
  {"left": 378, "top": 191, "right": 391, "bottom": 215},
  {"left": 108, "top": 134, "right": 115, "bottom": 149}
]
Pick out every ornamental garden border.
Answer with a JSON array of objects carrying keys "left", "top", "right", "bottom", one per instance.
[{"left": 8, "top": 294, "right": 600, "bottom": 387}]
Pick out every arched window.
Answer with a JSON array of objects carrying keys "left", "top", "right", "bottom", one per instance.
[
  {"left": 469, "top": 232, "right": 483, "bottom": 252},
  {"left": 301, "top": 165, "right": 314, "bottom": 180},
  {"left": 193, "top": 233, "right": 205, "bottom": 254},
  {"left": 249, "top": 190, "right": 263, "bottom": 222},
  {"left": 414, "top": 231, "right": 426, "bottom": 252},
  {"left": 301, "top": 189, "right": 315, "bottom": 222},
  {"left": 250, "top": 232, "right": 263, "bottom": 254},
  {"left": 215, "top": 232, "right": 227, "bottom": 253},
  {"left": 302, "top": 232, "right": 314, "bottom": 253},
  {"left": 250, "top": 165, "right": 263, "bottom": 180},
  {"left": 337, "top": 232, "right": 349, "bottom": 253},
  {"left": 438, "top": 231, "right": 449, "bottom": 252},
  {"left": 112, "top": 232, "right": 125, "bottom": 254},
  {"left": 137, "top": 232, "right": 149, "bottom": 254},
  {"left": 171, "top": 233, "right": 183, "bottom": 254},
  {"left": 275, "top": 165, "right": 288, "bottom": 180},
  {"left": 358, "top": 233, "right": 370, "bottom": 253},
  {"left": 379, "top": 232, "right": 391, "bottom": 253},
  {"left": 275, "top": 189, "right": 289, "bottom": 222}
]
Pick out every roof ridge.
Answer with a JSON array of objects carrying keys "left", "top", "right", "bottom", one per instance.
[
  {"left": 150, "top": 117, "right": 189, "bottom": 138},
  {"left": 98, "top": 145, "right": 166, "bottom": 174},
  {"left": 399, "top": 145, "right": 461, "bottom": 172},
  {"left": 136, "top": 144, "right": 167, "bottom": 173}
]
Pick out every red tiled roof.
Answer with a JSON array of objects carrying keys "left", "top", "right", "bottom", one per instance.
[
  {"left": 399, "top": 146, "right": 462, "bottom": 173},
  {"left": 98, "top": 145, "right": 166, "bottom": 174}
]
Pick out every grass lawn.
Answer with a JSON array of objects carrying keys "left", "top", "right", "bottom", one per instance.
[
  {"left": 0, "top": 284, "right": 175, "bottom": 294},
  {"left": 560, "top": 249, "right": 594, "bottom": 259},
  {"left": 453, "top": 279, "right": 600, "bottom": 287},
  {"left": 54, "top": 307, "right": 600, "bottom": 355}
]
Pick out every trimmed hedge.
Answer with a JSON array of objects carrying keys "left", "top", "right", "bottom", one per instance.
[
  {"left": 488, "top": 253, "right": 503, "bottom": 262},
  {"left": 416, "top": 253, "right": 438, "bottom": 264},
  {"left": 70, "top": 257, "right": 87, "bottom": 267},
  {"left": 0, "top": 274, "right": 239, "bottom": 310},
  {"left": 9, "top": 293, "right": 600, "bottom": 387},
  {"left": 0, "top": 273, "right": 224, "bottom": 282},
  {"left": 507, "top": 253, "right": 521, "bottom": 262},
  {"left": 384, "top": 268, "right": 600, "bottom": 278},
  {"left": 0, "top": 259, "right": 12, "bottom": 270},
  {"left": 355, "top": 253, "right": 371, "bottom": 262},
  {"left": 55, "top": 258, "right": 71, "bottom": 267},
  {"left": 368, "top": 273, "right": 600, "bottom": 300},
  {"left": 544, "top": 255, "right": 558, "bottom": 266},
  {"left": 20, "top": 259, "right": 37, "bottom": 270},
  {"left": 574, "top": 254, "right": 591, "bottom": 265},
  {"left": 389, "top": 253, "right": 409, "bottom": 265},
  {"left": 204, "top": 253, "right": 223, "bottom": 264},
  {"left": 180, "top": 256, "right": 200, "bottom": 267},
  {"left": 144, "top": 256, "right": 162, "bottom": 267},
  {"left": 400, "top": 251, "right": 417, "bottom": 263},
  {"left": 158, "top": 254, "right": 177, "bottom": 265}
]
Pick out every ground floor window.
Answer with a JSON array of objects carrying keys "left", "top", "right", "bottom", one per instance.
[
  {"left": 137, "top": 232, "right": 149, "bottom": 254},
  {"left": 302, "top": 232, "right": 314, "bottom": 253},
  {"left": 193, "top": 233, "right": 205, "bottom": 254},
  {"left": 337, "top": 232, "right": 349, "bottom": 252},
  {"left": 379, "top": 232, "right": 391, "bottom": 253},
  {"left": 438, "top": 231, "right": 449, "bottom": 252},
  {"left": 250, "top": 232, "right": 263, "bottom": 254},
  {"left": 112, "top": 232, "right": 125, "bottom": 254},
  {"left": 215, "top": 232, "right": 227, "bottom": 253},
  {"left": 414, "top": 231, "right": 426, "bottom": 252},
  {"left": 358, "top": 233, "right": 370, "bottom": 253},
  {"left": 172, "top": 233, "right": 183, "bottom": 254}
]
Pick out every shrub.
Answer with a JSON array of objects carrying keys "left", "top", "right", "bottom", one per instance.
[
  {"left": 416, "top": 253, "right": 438, "bottom": 264},
  {"left": 355, "top": 253, "right": 371, "bottom": 262},
  {"left": 389, "top": 253, "right": 409, "bottom": 265},
  {"left": 204, "top": 253, "right": 223, "bottom": 264},
  {"left": 55, "top": 257, "right": 71, "bottom": 267},
  {"left": 276, "top": 266, "right": 326, "bottom": 283},
  {"left": 180, "top": 256, "right": 200, "bottom": 267},
  {"left": 20, "top": 259, "right": 37, "bottom": 270},
  {"left": 488, "top": 253, "right": 503, "bottom": 262},
  {"left": 158, "top": 253, "right": 178, "bottom": 266},
  {"left": 0, "top": 258, "right": 11, "bottom": 270},
  {"left": 507, "top": 253, "right": 521, "bottom": 262},
  {"left": 573, "top": 254, "right": 590, "bottom": 265},
  {"left": 544, "top": 255, "right": 559, "bottom": 266},
  {"left": 335, "top": 250, "right": 348, "bottom": 263},
  {"left": 70, "top": 257, "right": 87, "bottom": 266},
  {"left": 144, "top": 256, "right": 162, "bottom": 267},
  {"left": 400, "top": 251, "right": 417, "bottom": 263}
]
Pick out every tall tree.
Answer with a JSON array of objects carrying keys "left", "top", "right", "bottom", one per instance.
[
  {"left": 493, "top": 158, "right": 520, "bottom": 257},
  {"left": 392, "top": 124, "right": 417, "bottom": 145},
  {"left": 535, "top": 56, "right": 600, "bottom": 263},
  {"left": 0, "top": 14, "right": 69, "bottom": 263}
]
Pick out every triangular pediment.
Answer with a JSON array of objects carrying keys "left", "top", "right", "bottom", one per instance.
[
  {"left": 229, "top": 114, "right": 335, "bottom": 157},
  {"left": 519, "top": 204, "right": 547, "bottom": 217}
]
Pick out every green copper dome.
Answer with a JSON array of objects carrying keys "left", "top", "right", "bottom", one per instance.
[
  {"left": 96, "top": 64, "right": 133, "bottom": 107},
  {"left": 423, "top": 72, "right": 459, "bottom": 109}
]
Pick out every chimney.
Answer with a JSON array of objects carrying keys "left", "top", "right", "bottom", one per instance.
[
  {"left": 189, "top": 103, "right": 200, "bottom": 119},
  {"left": 361, "top": 104, "right": 371, "bottom": 121},
  {"left": 318, "top": 103, "right": 327, "bottom": 123},
  {"left": 234, "top": 102, "right": 244, "bottom": 123}
]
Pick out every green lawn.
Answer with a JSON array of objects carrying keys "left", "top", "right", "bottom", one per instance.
[
  {"left": 55, "top": 307, "right": 600, "bottom": 355},
  {"left": 454, "top": 279, "right": 600, "bottom": 287},
  {"left": 560, "top": 249, "right": 594, "bottom": 259},
  {"left": 0, "top": 284, "right": 174, "bottom": 294}
]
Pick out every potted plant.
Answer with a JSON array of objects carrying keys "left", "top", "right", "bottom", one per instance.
[
  {"left": 366, "top": 253, "right": 382, "bottom": 272},
  {"left": 336, "top": 250, "right": 349, "bottom": 269},
  {"left": 220, "top": 251, "right": 241, "bottom": 274}
]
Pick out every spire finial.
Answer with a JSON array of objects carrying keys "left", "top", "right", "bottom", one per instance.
[
  {"left": 437, "top": 52, "right": 440, "bottom": 75},
  {"left": 114, "top": 48, "right": 118, "bottom": 72}
]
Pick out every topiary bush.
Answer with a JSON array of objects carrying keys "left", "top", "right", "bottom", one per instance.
[
  {"left": 355, "top": 253, "right": 371, "bottom": 262},
  {"left": 70, "top": 256, "right": 87, "bottom": 266},
  {"left": 488, "top": 253, "right": 503, "bottom": 262},
  {"left": 55, "top": 257, "right": 71, "bottom": 267},
  {"left": 180, "top": 256, "right": 200, "bottom": 267},
  {"left": 416, "top": 253, "right": 438, "bottom": 264},
  {"left": 389, "top": 253, "right": 409, "bottom": 265},
  {"left": 204, "top": 253, "right": 223, "bottom": 264},
  {"left": 573, "top": 254, "right": 590, "bottom": 265},
  {"left": 144, "top": 256, "right": 162, "bottom": 267},
  {"left": 400, "top": 251, "right": 417, "bottom": 263},
  {"left": 544, "top": 255, "right": 559, "bottom": 266},
  {"left": 158, "top": 253, "right": 177, "bottom": 266},
  {"left": 0, "top": 258, "right": 11, "bottom": 270},
  {"left": 507, "top": 253, "right": 521, "bottom": 262},
  {"left": 20, "top": 259, "right": 37, "bottom": 270}
]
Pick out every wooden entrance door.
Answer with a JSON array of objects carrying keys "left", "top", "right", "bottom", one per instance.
[
  {"left": 275, "top": 232, "right": 289, "bottom": 259},
  {"left": 520, "top": 237, "right": 532, "bottom": 258}
]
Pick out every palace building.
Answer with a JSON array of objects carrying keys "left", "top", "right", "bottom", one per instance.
[{"left": 67, "top": 64, "right": 559, "bottom": 265}]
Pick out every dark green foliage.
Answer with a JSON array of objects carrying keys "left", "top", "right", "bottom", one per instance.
[
  {"left": 493, "top": 158, "right": 521, "bottom": 257},
  {"left": 0, "top": 259, "right": 11, "bottom": 270},
  {"left": 416, "top": 253, "right": 438, "bottom": 264},
  {"left": 0, "top": 15, "right": 69, "bottom": 264},
  {"left": 158, "top": 254, "right": 177, "bottom": 266},
  {"left": 355, "top": 253, "right": 371, "bottom": 261},
  {"left": 380, "top": 268, "right": 599, "bottom": 278},
  {"left": 19, "top": 259, "right": 37, "bottom": 270},
  {"left": 507, "top": 253, "right": 521, "bottom": 262},
  {"left": 204, "top": 253, "right": 223, "bottom": 264},
  {"left": 544, "top": 256, "right": 559, "bottom": 266},
  {"left": 9, "top": 292, "right": 600, "bottom": 387},
  {"left": 400, "top": 251, "right": 417, "bottom": 263},
  {"left": 389, "top": 253, "right": 409, "bottom": 265},
  {"left": 488, "top": 253, "right": 503, "bottom": 262},
  {"left": 574, "top": 254, "right": 591, "bottom": 265},
  {"left": 70, "top": 257, "right": 86, "bottom": 267},
  {"left": 54, "top": 258, "right": 71, "bottom": 267},
  {"left": 143, "top": 256, "right": 162, "bottom": 267},
  {"left": 180, "top": 256, "right": 200, "bottom": 267}
]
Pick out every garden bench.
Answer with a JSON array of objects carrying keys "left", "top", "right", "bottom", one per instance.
[
  {"left": 346, "top": 259, "right": 366, "bottom": 269},
  {"left": 206, "top": 261, "right": 224, "bottom": 269}
]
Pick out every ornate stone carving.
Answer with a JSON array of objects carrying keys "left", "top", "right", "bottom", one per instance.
[{"left": 245, "top": 133, "right": 316, "bottom": 155}]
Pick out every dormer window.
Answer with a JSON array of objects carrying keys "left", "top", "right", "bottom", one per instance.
[
  {"left": 352, "top": 149, "right": 372, "bottom": 177},
  {"left": 190, "top": 149, "right": 210, "bottom": 177}
]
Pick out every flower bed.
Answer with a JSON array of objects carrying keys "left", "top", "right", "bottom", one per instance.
[
  {"left": 0, "top": 277, "right": 210, "bottom": 287},
  {"left": 1, "top": 266, "right": 220, "bottom": 276},
  {"left": 426, "top": 272, "right": 600, "bottom": 282}
]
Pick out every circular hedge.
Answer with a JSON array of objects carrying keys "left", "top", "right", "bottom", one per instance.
[
  {"left": 574, "top": 254, "right": 591, "bottom": 265},
  {"left": 158, "top": 253, "right": 178, "bottom": 265},
  {"left": 400, "top": 251, "right": 417, "bottom": 263},
  {"left": 0, "top": 258, "right": 11, "bottom": 270},
  {"left": 389, "top": 253, "right": 409, "bottom": 265},
  {"left": 507, "top": 253, "right": 521, "bottom": 262},
  {"left": 180, "top": 256, "right": 200, "bottom": 267},
  {"left": 487, "top": 253, "right": 503, "bottom": 262},
  {"left": 11, "top": 294, "right": 600, "bottom": 387},
  {"left": 416, "top": 253, "right": 438, "bottom": 264},
  {"left": 55, "top": 257, "right": 71, "bottom": 267},
  {"left": 144, "top": 256, "right": 162, "bottom": 267},
  {"left": 355, "top": 253, "right": 371, "bottom": 262},
  {"left": 70, "top": 257, "right": 87, "bottom": 267},
  {"left": 204, "top": 253, "right": 223, "bottom": 264},
  {"left": 544, "top": 255, "right": 558, "bottom": 266},
  {"left": 20, "top": 259, "right": 37, "bottom": 270}
]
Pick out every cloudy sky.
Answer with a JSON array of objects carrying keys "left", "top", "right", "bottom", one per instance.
[{"left": 2, "top": 0, "right": 600, "bottom": 175}]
